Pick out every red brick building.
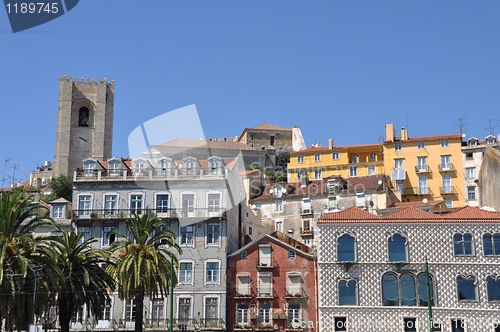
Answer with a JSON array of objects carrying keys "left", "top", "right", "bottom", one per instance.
[{"left": 227, "top": 232, "right": 317, "bottom": 331}]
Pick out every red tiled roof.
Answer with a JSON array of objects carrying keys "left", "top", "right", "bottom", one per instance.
[
  {"left": 393, "top": 200, "right": 443, "bottom": 207},
  {"left": 252, "top": 122, "right": 290, "bottom": 131},
  {"left": 318, "top": 206, "right": 500, "bottom": 223},
  {"left": 291, "top": 143, "right": 382, "bottom": 155},
  {"left": 384, "top": 134, "right": 462, "bottom": 144}
]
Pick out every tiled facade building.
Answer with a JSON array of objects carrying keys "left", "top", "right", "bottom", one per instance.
[{"left": 317, "top": 206, "right": 500, "bottom": 332}]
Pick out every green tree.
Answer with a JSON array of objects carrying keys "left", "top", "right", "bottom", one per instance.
[
  {"left": 44, "top": 232, "right": 116, "bottom": 332},
  {"left": 43, "top": 175, "right": 73, "bottom": 202},
  {"left": 106, "top": 214, "right": 181, "bottom": 332},
  {"left": 0, "top": 192, "right": 56, "bottom": 331}
]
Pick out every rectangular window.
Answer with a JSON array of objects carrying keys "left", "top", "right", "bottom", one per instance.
[
  {"left": 369, "top": 153, "right": 376, "bottom": 160},
  {"left": 181, "top": 193, "right": 195, "bottom": 217},
  {"left": 180, "top": 226, "right": 194, "bottom": 245},
  {"left": 351, "top": 154, "right": 359, "bottom": 163},
  {"left": 259, "top": 245, "right": 272, "bottom": 266},
  {"left": 258, "top": 273, "right": 273, "bottom": 297},
  {"left": 78, "top": 227, "right": 90, "bottom": 243},
  {"left": 236, "top": 304, "right": 248, "bottom": 324},
  {"left": 240, "top": 250, "right": 248, "bottom": 259},
  {"left": 451, "top": 319, "right": 465, "bottom": 332},
  {"left": 237, "top": 275, "right": 251, "bottom": 296},
  {"left": 403, "top": 318, "right": 417, "bottom": 332},
  {"left": 332, "top": 152, "right": 339, "bottom": 160},
  {"left": 339, "top": 280, "right": 357, "bottom": 305},
  {"left": 417, "top": 157, "right": 427, "bottom": 172},
  {"left": 454, "top": 234, "right": 473, "bottom": 256},
  {"left": 349, "top": 166, "right": 358, "bottom": 177},
  {"left": 248, "top": 227, "right": 253, "bottom": 236},
  {"left": 466, "top": 152, "right": 473, "bottom": 159},
  {"left": 208, "top": 193, "right": 221, "bottom": 216},
  {"left": 275, "top": 220, "right": 283, "bottom": 233},
  {"left": 276, "top": 200, "right": 283, "bottom": 212},
  {"left": 302, "top": 198, "right": 311, "bottom": 214},
  {"left": 442, "top": 175, "right": 452, "bottom": 194},
  {"left": 395, "top": 143, "right": 402, "bottom": 151},
  {"left": 130, "top": 194, "right": 143, "bottom": 215},
  {"left": 287, "top": 304, "right": 300, "bottom": 327},
  {"left": 53, "top": 205, "right": 64, "bottom": 219},
  {"left": 206, "top": 261, "right": 219, "bottom": 283},
  {"left": 417, "top": 142, "right": 425, "bottom": 149},
  {"left": 466, "top": 168, "right": 475, "bottom": 179},
  {"left": 178, "top": 298, "right": 191, "bottom": 320},
  {"left": 287, "top": 274, "right": 301, "bottom": 295},
  {"left": 103, "top": 226, "right": 116, "bottom": 246},
  {"left": 419, "top": 177, "right": 428, "bottom": 195},
  {"left": 207, "top": 224, "right": 220, "bottom": 245},
  {"left": 314, "top": 154, "right": 321, "bottom": 162},
  {"left": 270, "top": 135, "right": 275, "bottom": 146},
  {"left": 394, "top": 158, "right": 404, "bottom": 169},
  {"left": 441, "top": 155, "right": 451, "bottom": 170},
  {"left": 104, "top": 195, "right": 117, "bottom": 215},
  {"left": 78, "top": 195, "right": 92, "bottom": 216},
  {"left": 258, "top": 302, "right": 271, "bottom": 325},
  {"left": 314, "top": 169, "right": 322, "bottom": 180},
  {"left": 151, "top": 298, "right": 164, "bottom": 321},
  {"left": 441, "top": 139, "right": 449, "bottom": 147},
  {"left": 100, "top": 300, "right": 112, "bottom": 320},
  {"left": 334, "top": 317, "right": 347, "bottom": 332},
  {"left": 288, "top": 250, "right": 296, "bottom": 258},
  {"left": 125, "top": 300, "right": 136, "bottom": 320},
  {"left": 368, "top": 165, "right": 376, "bottom": 175},
  {"left": 303, "top": 219, "right": 311, "bottom": 233},
  {"left": 467, "top": 187, "right": 476, "bottom": 200},
  {"left": 179, "top": 262, "right": 193, "bottom": 283},
  {"left": 205, "top": 298, "right": 218, "bottom": 321},
  {"left": 156, "top": 194, "right": 169, "bottom": 213},
  {"left": 297, "top": 156, "right": 304, "bottom": 163}
]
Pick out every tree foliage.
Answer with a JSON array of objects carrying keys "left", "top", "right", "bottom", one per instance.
[{"left": 44, "top": 175, "right": 73, "bottom": 202}]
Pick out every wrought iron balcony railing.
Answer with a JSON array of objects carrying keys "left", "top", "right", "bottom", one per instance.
[{"left": 72, "top": 207, "right": 227, "bottom": 220}]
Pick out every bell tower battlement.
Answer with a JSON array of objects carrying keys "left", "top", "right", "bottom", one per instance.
[{"left": 53, "top": 75, "right": 114, "bottom": 176}]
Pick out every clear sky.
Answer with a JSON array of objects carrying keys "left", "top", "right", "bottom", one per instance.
[{"left": 1, "top": 1, "right": 500, "bottom": 186}]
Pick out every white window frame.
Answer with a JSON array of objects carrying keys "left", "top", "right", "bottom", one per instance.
[
  {"left": 180, "top": 225, "right": 194, "bottom": 247},
  {"left": 237, "top": 274, "right": 251, "bottom": 296},
  {"left": 258, "top": 272, "right": 273, "bottom": 298},
  {"left": 466, "top": 168, "right": 475, "bottom": 179},
  {"left": 78, "top": 194, "right": 93, "bottom": 216},
  {"left": 394, "top": 158, "right": 404, "bottom": 169},
  {"left": 207, "top": 192, "right": 222, "bottom": 217},
  {"left": 417, "top": 142, "right": 425, "bottom": 149},
  {"left": 332, "top": 152, "right": 340, "bottom": 160},
  {"left": 52, "top": 205, "right": 64, "bottom": 219},
  {"left": 129, "top": 193, "right": 144, "bottom": 215},
  {"left": 349, "top": 166, "right": 357, "bottom": 177},
  {"left": 297, "top": 156, "right": 304, "bottom": 163},
  {"left": 206, "top": 223, "right": 221, "bottom": 246},
  {"left": 395, "top": 143, "right": 402, "bottom": 151},
  {"left": 369, "top": 153, "right": 376, "bottom": 160},
  {"left": 314, "top": 154, "right": 321, "bottom": 162},
  {"left": 205, "top": 260, "right": 221, "bottom": 284},
  {"left": 103, "top": 193, "right": 118, "bottom": 216},
  {"left": 154, "top": 192, "right": 170, "bottom": 217},
  {"left": 467, "top": 187, "right": 476, "bottom": 201},
  {"left": 179, "top": 260, "right": 194, "bottom": 284},
  {"left": 441, "top": 139, "right": 449, "bottom": 147},
  {"left": 368, "top": 165, "right": 376, "bottom": 175},
  {"left": 314, "top": 168, "right": 322, "bottom": 180},
  {"left": 177, "top": 296, "right": 193, "bottom": 320}
]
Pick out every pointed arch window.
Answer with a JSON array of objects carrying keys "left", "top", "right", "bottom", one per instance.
[
  {"left": 487, "top": 275, "right": 500, "bottom": 301},
  {"left": 337, "top": 234, "right": 356, "bottom": 262},
  {"left": 457, "top": 275, "right": 477, "bottom": 301},
  {"left": 338, "top": 279, "right": 357, "bottom": 305}
]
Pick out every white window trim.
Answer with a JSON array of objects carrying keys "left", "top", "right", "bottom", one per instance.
[
  {"left": 176, "top": 295, "right": 194, "bottom": 320},
  {"left": 206, "top": 222, "right": 222, "bottom": 248},
  {"left": 206, "top": 191, "right": 223, "bottom": 217},
  {"left": 179, "top": 191, "right": 197, "bottom": 218},
  {"left": 178, "top": 259, "right": 195, "bottom": 285},
  {"left": 128, "top": 192, "right": 145, "bottom": 216},
  {"left": 179, "top": 224, "right": 195, "bottom": 248},
  {"left": 202, "top": 294, "right": 221, "bottom": 321},
  {"left": 154, "top": 191, "right": 170, "bottom": 217},
  {"left": 77, "top": 193, "right": 94, "bottom": 217}
]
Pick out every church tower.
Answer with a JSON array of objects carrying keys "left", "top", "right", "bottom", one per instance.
[{"left": 53, "top": 75, "right": 114, "bottom": 176}]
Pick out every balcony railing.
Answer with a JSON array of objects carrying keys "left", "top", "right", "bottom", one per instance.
[
  {"left": 300, "top": 227, "right": 314, "bottom": 236},
  {"left": 440, "top": 186, "right": 457, "bottom": 195},
  {"left": 72, "top": 207, "right": 227, "bottom": 220},
  {"left": 438, "top": 163, "right": 455, "bottom": 172},
  {"left": 234, "top": 288, "right": 255, "bottom": 298},
  {"left": 285, "top": 288, "right": 307, "bottom": 299},
  {"left": 75, "top": 166, "right": 228, "bottom": 181},
  {"left": 414, "top": 165, "right": 431, "bottom": 173},
  {"left": 198, "top": 318, "right": 225, "bottom": 329},
  {"left": 392, "top": 169, "right": 406, "bottom": 181},
  {"left": 401, "top": 187, "right": 433, "bottom": 196},
  {"left": 172, "top": 319, "right": 198, "bottom": 330},
  {"left": 256, "top": 290, "right": 274, "bottom": 299}
]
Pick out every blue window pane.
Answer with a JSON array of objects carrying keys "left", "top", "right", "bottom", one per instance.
[
  {"left": 389, "top": 234, "right": 407, "bottom": 262},
  {"left": 463, "top": 234, "right": 472, "bottom": 255},
  {"left": 457, "top": 277, "right": 476, "bottom": 300},
  {"left": 494, "top": 235, "right": 500, "bottom": 255},
  {"left": 383, "top": 274, "right": 399, "bottom": 306},
  {"left": 417, "top": 274, "right": 434, "bottom": 306},
  {"left": 484, "top": 234, "right": 494, "bottom": 255},
  {"left": 400, "top": 274, "right": 416, "bottom": 306},
  {"left": 339, "top": 280, "right": 357, "bottom": 305},
  {"left": 338, "top": 235, "right": 355, "bottom": 262},
  {"left": 487, "top": 277, "right": 500, "bottom": 301},
  {"left": 454, "top": 234, "right": 463, "bottom": 255}
]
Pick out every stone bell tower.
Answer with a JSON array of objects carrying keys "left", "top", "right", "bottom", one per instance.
[{"left": 53, "top": 75, "right": 114, "bottom": 176}]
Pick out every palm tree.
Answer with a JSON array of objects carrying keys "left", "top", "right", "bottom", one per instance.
[
  {"left": 44, "top": 232, "right": 116, "bottom": 332},
  {"left": 106, "top": 214, "right": 181, "bottom": 332},
  {"left": 0, "top": 192, "right": 56, "bottom": 331}
]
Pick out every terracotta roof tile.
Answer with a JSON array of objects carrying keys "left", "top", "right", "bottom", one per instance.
[
  {"left": 385, "top": 134, "right": 462, "bottom": 144},
  {"left": 252, "top": 122, "right": 290, "bottom": 131},
  {"left": 319, "top": 206, "right": 381, "bottom": 222}
]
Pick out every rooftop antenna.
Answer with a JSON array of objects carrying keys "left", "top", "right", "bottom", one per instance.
[
  {"left": 479, "top": 118, "right": 500, "bottom": 136},
  {"left": 2, "top": 158, "right": 13, "bottom": 189},
  {"left": 454, "top": 116, "right": 468, "bottom": 139},
  {"left": 8, "top": 164, "right": 19, "bottom": 187}
]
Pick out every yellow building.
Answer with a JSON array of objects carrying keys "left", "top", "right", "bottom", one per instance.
[
  {"left": 288, "top": 139, "right": 384, "bottom": 182},
  {"left": 383, "top": 124, "right": 465, "bottom": 207}
]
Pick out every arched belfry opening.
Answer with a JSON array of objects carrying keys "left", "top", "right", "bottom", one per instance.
[{"left": 78, "top": 106, "right": 89, "bottom": 127}]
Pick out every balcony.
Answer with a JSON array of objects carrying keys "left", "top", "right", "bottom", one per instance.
[
  {"left": 257, "top": 258, "right": 278, "bottom": 269},
  {"left": 256, "top": 290, "right": 274, "bottom": 299},
  {"left": 285, "top": 288, "right": 307, "bottom": 300},
  {"left": 198, "top": 318, "right": 225, "bottom": 330},
  {"left": 72, "top": 207, "right": 227, "bottom": 220},
  {"left": 438, "top": 163, "right": 455, "bottom": 172},
  {"left": 402, "top": 187, "right": 433, "bottom": 196},
  {"left": 414, "top": 165, "right": 431, "bottom": 173},
  {"left": 300, "top": 208, "right": 312, "bottom": 216},
  {"left": 300, "top": 227, "right": 314, "bottom": 237},
  {"left": 440, "top": 186, "right": 457, "bottom": 195},
  {"left": 392, "top": 169, "right": 406, "bottom": 181},
  {"left": 234, "top": 288, "right": 255, "bottom": 299}
]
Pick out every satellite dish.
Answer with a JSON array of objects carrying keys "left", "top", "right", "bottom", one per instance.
[
  {"left": 377, "top": 180, "right": 383, "bottom": 185},
  {"left": 269, "top": 189, "right": 273, "bottom": 194},
  {"left": 423, "top": 198, "right": 428, "bottom": 204},
  {"left": 462, "top": 133, "right": 466, "bottom": 138}
]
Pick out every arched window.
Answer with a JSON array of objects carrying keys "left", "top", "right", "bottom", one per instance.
[
  {"left": 78, "top": 107, "right": 89, "bottom": 127},
  {"left": 382, "top": 272, "right": 435, "bottom": 306},
  {"left": 454, "top": 233, "right": 473, "bottom": 256},
  {"left": 417, "top": 273, "right": 434, "bottom": 306},
  {"left": 486, "top": 276, "right": 500, "bottom": 301},
  {"left": 457, "top": 275, "right": 477, "bottom": 301},
  {"left": 388, "top": 233, "right": 408, "bottom": 262},
  {"left": 337, "top": 234, "right": 356, "bottom": 262},
  {"left": 338, "top": 280, "right": 357, "bottom": 305},
  {"left": 484, "top": 233, "right": 500, "bottom": 256}
]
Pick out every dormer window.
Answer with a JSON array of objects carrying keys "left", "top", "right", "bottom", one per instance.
[
  {"left": 134, "top": 162, "right": 146, "bottom": 175},
  {"left": 469, "top": 139, "right": 478, "bottom": 146},
  {"left": 158, "top": 159, "right": 173, "bottom": 176},
  {"left": 83, "top": 161, "right": 96, "bottom": 176},
  {"left": 207, "top": 157, "right": 223, "bottom": 175},
  {"left": 52, "top": 205, "right": 64, "bottom": 219},
  {"left": 486, "top": 136, "right": 496, "bottom": 144},
  {"left": 183, "top": 158, "right": 198, "bottom": 175},
  {"left": 108, "top": 162, "right": 120, "bottom": 176}
]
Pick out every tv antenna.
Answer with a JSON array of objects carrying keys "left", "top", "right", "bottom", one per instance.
[
  {"left": 453, "top": 116, "right": 468, "bottom": 138},
  {"left": 479, "top": 118, "right": 500, "bottom": 136},
  {"left": 1, "top": 158, "right": 13, "bottom": 189}
]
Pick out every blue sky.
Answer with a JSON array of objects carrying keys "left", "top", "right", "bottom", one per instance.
[{"left": 1, "top": 1, "right": 500, "bottom": 185}]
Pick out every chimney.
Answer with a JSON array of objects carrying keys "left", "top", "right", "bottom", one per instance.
[
  {"left": 328, "top": 138, "right": 334, "bottom": 149},
  {"left": 401, "top": 127, "right": 408, "bottom": 141},
  {"left": 385, "top": 124, "right": 394, "bottom": 142}
]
